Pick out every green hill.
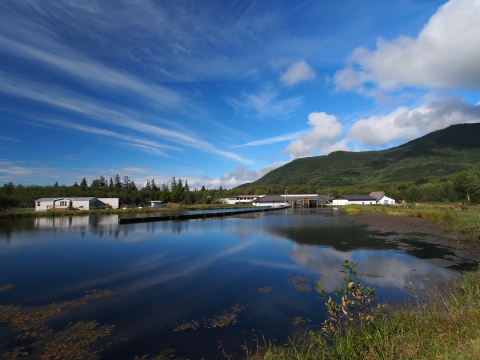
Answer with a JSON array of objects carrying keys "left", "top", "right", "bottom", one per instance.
[{"left": 242, "top": 123, "right": 480, "bottom": 189}]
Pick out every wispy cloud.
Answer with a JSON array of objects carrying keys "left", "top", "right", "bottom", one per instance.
[
  {"left": 225, "top": 89, "right": 303, "bottom": 118},
  {"left": 234, "top": 129, "right": 310, "bottom": 147},
  {"left": 0, "top": 72, "right": 252, "bottom": 164},
  {"left": 0, "top": 36, "right": 181, "bottom": 107},
  {"left": 0, "top": 136, "right": 20, "bottom": 143}
]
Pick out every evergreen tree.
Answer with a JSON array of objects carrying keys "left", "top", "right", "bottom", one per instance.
[
  {"left": 123, "top": 176, "right": 131, "bottom": 189},
  {"left": 80, "top": 178, "right": 88, "bottom": 188},
  {"left": 151, "top": 179, "right": 158, "bottom": 191},
  {"left": 109, "top": 178, "right": 114, "bottom": 188},
  {"left": 184, "top": 180, "right": 189, "bottom": 192},
  {"left": 114, "top": 174, "right": 122, "bottom": 189}
]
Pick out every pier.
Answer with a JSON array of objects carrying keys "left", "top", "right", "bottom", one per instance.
[{"left": 118, "top": 205, "right": 290, "bottom": 224}]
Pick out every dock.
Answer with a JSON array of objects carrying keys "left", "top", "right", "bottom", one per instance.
[{"left": 118, "top": 205, "right": 290, "bottom": 224}]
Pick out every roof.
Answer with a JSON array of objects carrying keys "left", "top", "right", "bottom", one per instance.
[
  {"left": 254, "top": 194, "right": 288, "bottom": 202},
  {"left": 35, "top": 197, "right": 64, "bottom": 202},
  {"left": 228, "top": 195, "right": 258, "bottom": 198},
  {"left": 334, "top": 195, "right": 377, "bottom": 201},
  {"left": 70, "top": 197, "right": 96, "bottom": 201},
  {"left": 369, "top": 191, "right": 385, "bottom": 201}
]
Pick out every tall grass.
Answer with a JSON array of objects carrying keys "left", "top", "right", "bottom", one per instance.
[
  {"left": 246, "top": 267, "right": 480, "bottom": 360},
  {"left": 343, "top": 204, "right": 480, "bottom": 241}
]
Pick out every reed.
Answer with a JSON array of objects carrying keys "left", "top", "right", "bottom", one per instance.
[{"left": 246, "top": 265, "right": 480, "bottom": 360}]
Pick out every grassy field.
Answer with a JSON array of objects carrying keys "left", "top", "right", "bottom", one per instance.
[
  {"left": 342, "top": 203, "right": 480, "bottom": 241},
  {"left": 242, "top": 265, "right": 480, "bottom": 360}
]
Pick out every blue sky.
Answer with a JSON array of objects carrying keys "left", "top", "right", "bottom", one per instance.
[{"left": 1, "top": 0, "right": 479, "bottom": 189}]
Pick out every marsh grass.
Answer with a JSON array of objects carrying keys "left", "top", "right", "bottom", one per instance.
[
  {"left": 343, "top": 204, "right": 480, "bottom": 241},
  {"left": 246, "top": 267, "right": 480, "bottom": 360}
]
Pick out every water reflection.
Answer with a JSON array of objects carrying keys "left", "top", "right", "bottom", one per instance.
[{"left": 0, "top": 209, "right": 464, "bottom": 359}]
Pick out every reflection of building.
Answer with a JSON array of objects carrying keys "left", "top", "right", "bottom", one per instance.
[
  {"left": 35, "top": 197, "right": 119, "bottom": 211},
  {"left": 33, "top": 215, "right": 119, "bottom": 229}
]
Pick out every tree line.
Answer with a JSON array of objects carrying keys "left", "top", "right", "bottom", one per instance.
[
  {"left": 0, "top": 174, "right": 224, "bottom": 210},
  {"left": 1, "top": 166, "right": 479, "bottom": 210}
]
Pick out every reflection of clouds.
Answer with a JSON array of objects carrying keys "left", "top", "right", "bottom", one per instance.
[
  {"left": 117, "top": 240, "right": 256, "bottom": 293},
  {"left": 247, "top": 259, "right": 304, "bottom": 271},
  {"left": 288, "top": 245, "right": 458, "bottom": 292}
]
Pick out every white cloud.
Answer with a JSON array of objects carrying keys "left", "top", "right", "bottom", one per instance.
[
  {"left": 335, "top": 0, "right": 480, "bottom": 92},
  {"left": 284, "top": 112, "right": 347, "bottom": 159},
  {"left": 347, "top": 97, "right": 480, "bottom": 147},
  {"left": 225, "top": 90, "right": 303, "bottom": 118},
  {"left": 280, "top": 60, "right": 316, "bottom": 86},
  {"left": 219, "top": 162, "right": 287, "bottom": 188}
]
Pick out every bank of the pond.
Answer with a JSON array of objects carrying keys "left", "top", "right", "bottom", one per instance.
[
  {"left": 342, "top": 204, "right": 480, "bottom": 241},
  {"left": 246, "top": 266, "right": 480, "bottom": 360},
  {"left": 0, "top": 203, "right": 253, "bottom": 219}
]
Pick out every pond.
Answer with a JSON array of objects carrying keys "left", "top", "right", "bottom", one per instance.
[{"left": 0, "top": 209, "right": 465, "bottom": 359}]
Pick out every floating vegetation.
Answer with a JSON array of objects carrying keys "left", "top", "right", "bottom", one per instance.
[
  {"left": 257, "top": 286, "right": 273, "bottom": 293},
  {"left": 0, "top": 289, "right": 115, "bottom": 336},
  {"left": 288, "top": 275, "right": 313, "bottom": 292},
  {"left": 0, "top": 289, "right": 116, "bottom": 359},
  {"left": 173, "top": 304, "right": 245, "bottom": 332},
  {"left": 0, "top": 284, "right": 15, "bottom": 292},
  {"left": 292, "top": 316, "right": 312, "bottom": 325},
  {"left": 173, "top": 320, "right": 200, "bottom": 331},
  {"left": 205, "top": 304, "right": 245, "bottom": 329},
  {"left": 35, "top": 320, "right": 115, "bottom": 360}
]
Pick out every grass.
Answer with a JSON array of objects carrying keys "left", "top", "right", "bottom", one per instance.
[
  {"left": 244, "top": 267, "right": 480, "bottom": 360},
  {"left": 341, "top": 203, "right": 480, "bottom": 241}
]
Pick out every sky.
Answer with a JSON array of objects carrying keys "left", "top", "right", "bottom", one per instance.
[{"left": 1, "top": 0, "right": 480, "bottom": 189}]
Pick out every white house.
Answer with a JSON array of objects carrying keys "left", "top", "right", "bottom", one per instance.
[
  {"left": 150, "top": 200, "right": 163, "bottom": 208},
  {"left": 225, "top": 195, "right": 263, "bottom": 205},
  {"left": 97, "top": 198, "right": 119, "bottom": 209},
  {"left": 35, "top": 197, "right": 119, "bottom": 211},
  {"left": 332, "top": 195, "right": 377, "bottom": 205},
  {"left": 71, "top": 197, "right": 97, "bottom": 210},
  {"left": 35, "top": 198, "right": 64, "bottom": 211},
  {"left": 369, "top": 191, "right": 395, "bottom": 205}
]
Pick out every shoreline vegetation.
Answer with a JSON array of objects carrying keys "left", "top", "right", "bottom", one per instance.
[
  {"left": 243, "top": 264, "right": 480, "bottom": 360},
  {"left": 2, "top": 202, "right": 478, "bottom": 241},
  {"left": 342, "top": 203, "right": 480, "bottom": 241}
]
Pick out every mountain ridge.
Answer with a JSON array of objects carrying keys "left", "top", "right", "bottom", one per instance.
[{"left": 238, "top": 123, "right": 480, "bottom": 189}]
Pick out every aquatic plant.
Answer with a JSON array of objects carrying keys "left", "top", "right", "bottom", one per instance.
[{"left": 316, "top": 260, "right": 384, "bottom": 332}]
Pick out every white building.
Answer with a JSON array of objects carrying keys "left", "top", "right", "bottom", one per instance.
[
  {"left": 97, "top": 198, "right": 119, "bottom": 209},
  {"left": 369, "top": 191, "right": 395, "bottom": 205},
  {"left": 35, "top": 197, "right": 119, "bottom": 211},
  {"left": 253, "top": 194, "right": 289, "bottom": 207},
  {"left": 225, "top": 195, "right": 263, "bottom": 205},
  {"left": 331, "top": 195, "right": 377, "bottom": 205},
  {"left": 150, "top": 200, "right": 163, "bottom": 208}
]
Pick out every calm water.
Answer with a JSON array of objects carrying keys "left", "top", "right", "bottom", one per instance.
[{"left": 0, "top": 209, "right": 459, "bottom": 359}]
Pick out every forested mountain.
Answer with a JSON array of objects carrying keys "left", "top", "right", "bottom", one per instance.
[{"left": 243, "top": 123, "right": 480, "bottom": 189}]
